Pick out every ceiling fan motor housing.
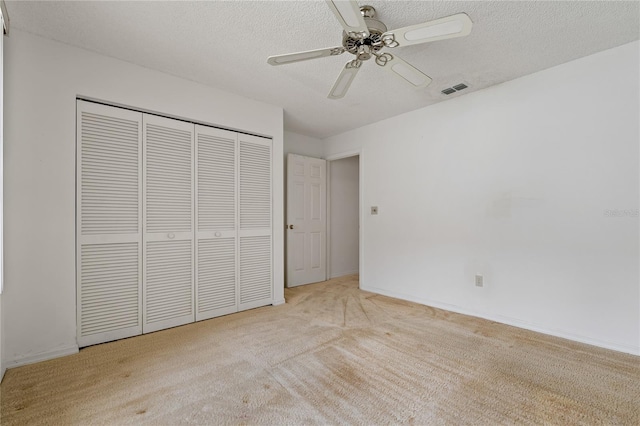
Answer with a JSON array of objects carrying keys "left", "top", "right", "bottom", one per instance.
[{"left": 342, "top": 7, "right": 388, "bottom": 60}]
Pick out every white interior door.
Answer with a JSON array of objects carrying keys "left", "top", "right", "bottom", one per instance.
[
  {"left": 76, "top": 100, "right": 143, "bottom": 347},
  {"left": 195, "top": 125, "right": 238, "bottom": 321},
  {"left": 143, "top": 114, "right": 195, "bottom": 333},
  {"left": 286, "top": 154, "right": 326, "bottom": 287}
]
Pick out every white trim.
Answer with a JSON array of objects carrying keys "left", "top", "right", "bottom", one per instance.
[
  {"left": 77, "top": 96, "right": 272, "bottom": 140},
  {"left": 325, "top": 149, "right": 362, "bottom": 161},
  {"left": 357, "top": 149, "right": 364, "bottom": 288},
  {"left": 4, "top": 345, "right": 79, "bottom": 370},
  {"left": 0, "top": 10, "right": 3, "bottom": 295},
  {"left": 330, "top": 270, "right": 359, "bottom": 279},
  {"left": 364, "top": 285, "right": 640, "bottom": 356},
  {"left": 272, "top": 298, "right": 286, "bottom": 306},
  {"left": 326, "top": 162, "right": 331, "bottom": 280},
  {"left": 271, "top": 135, "right": 284, "bottom": 304},
  {"left": 325, "top": 149, "right": 363, "bottom": 287}
]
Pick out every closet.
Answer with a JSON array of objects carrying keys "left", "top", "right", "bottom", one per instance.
[{"left": 76, "top": 100, "right": 273, "bottom": 347}]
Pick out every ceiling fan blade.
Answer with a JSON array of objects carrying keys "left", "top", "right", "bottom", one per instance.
[
  {"left": 384, "top": 54, "right": 432, "bottom": 89},
  {"left": 267, "top": 47, "right": 345, "bottom": 66},
  {"left": 382, "top": 13, "right": 472, "bottom": 48},
  {"left": 326, "top": 0, "right": 370, "bottom": 39},
  {"left": 328, "top": 60, "right": 362, "bottom": 99}
]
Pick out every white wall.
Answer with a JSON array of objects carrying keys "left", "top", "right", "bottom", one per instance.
[
  {"left": 329, "top": 156, "right": 359, "bottom": 278},
  {"left": 3, "top": 30, "right": 284, "bottom": 368},
  {"left": 284, "top": 131, "right": 324, "bottom": 159},
  {"left": 324, "top": 41, "right": 640, "bottom": 355}
]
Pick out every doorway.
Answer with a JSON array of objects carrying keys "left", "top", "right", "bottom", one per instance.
[
  {"left": 327, "top": 154, "right": 360, "bottom": 279},
  {"left": 285, "top": 151, "right": 362, "bottom": 288}
]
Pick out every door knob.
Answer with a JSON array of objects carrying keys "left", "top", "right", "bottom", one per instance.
[
  {"left": 288, "top": 224, "right": 294, "bottom": 229},
  {"left": 167, "top": 233, "right": 175, "bottom": 239}
]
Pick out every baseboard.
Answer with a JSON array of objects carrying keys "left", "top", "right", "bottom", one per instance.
[
  {"left": 272, "top": 298, "right": 286, "bottom": 306},
  {"left": 330, "top": 270, "right": 359, "bottom": 279},
  {"left": 1, "top": 365, "right": 5, "bottom": 383},
  {"left": 4, "top": 344, "right": 79, "bottom": 370},
  {"left": 364, "top": 285, "right": 640, "bottom": 356}
]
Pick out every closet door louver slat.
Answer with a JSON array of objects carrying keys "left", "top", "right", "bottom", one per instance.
[
  {"left": 77, "top": 101, "right": 143, "bottom": 347},
  {"left": 143, "top": 115, "right": 195, "bottom": 333},
  {"left": 240, "top": 141, "right": 271, "bottom": 229},
  {"left": 145, "top": 123, "right": 193, "bottom": 233},
  {"left": 240, "top": 235, "right": 271, "bottom": 305},
  {"left": 238, "top": 135, "right": 272, "bottom": 311},
  {"left": 197, "top": 131, "right": 236, "bottom": 231},
  {"left": 145, "top": 240, "right": 193, "bottom": 324},
  {"left": 197, "top": 238, "right": 236, "bottom": 315},
  {"left": 79, "top": 243, "right": 139, "bottom": 336},
  {"left": 195, "top": 126, "right": 238, "bottom": 320}
]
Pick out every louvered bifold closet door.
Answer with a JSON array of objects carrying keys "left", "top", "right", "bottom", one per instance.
[
  {"left": 143, "top": 115, "right": 195, "bottom": 333},
  {"left": 195, "top": 125, "right": 238, "bottom": 321},
  {"left": 238, "top": 134, "right": 273, "bottom": 311},
  {"left": 76, "top": 101, "right": 143, "bottom": 347}
]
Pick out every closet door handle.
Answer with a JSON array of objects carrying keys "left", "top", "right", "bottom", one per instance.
[
  {"left": 167, "top": 233, "right": 175, "bottom": 239},
  {"left": 214, "top": 232, "right": 222, "bottom": 237}
]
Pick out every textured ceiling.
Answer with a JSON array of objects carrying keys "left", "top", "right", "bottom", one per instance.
[{"left": 6, "top": 1, "right": 640, "bottom": 139}]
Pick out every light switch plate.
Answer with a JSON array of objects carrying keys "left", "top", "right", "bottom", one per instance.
[{"left": 371, "top": 206, "right": 378, "bottom": 215}]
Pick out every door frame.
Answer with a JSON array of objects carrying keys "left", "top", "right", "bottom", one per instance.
[{"left": 325, "top": 149, "right": 363, "bottom": 287}]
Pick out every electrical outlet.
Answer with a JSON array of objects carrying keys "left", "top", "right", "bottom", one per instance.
[
  {"left": 371, "top": 206, "right": 378, "bottom": 215},
  {"left": 475, "top": 274, "right": 484, "bottom": 287}
]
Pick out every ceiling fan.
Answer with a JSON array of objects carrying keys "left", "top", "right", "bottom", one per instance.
[{"left": 267, "top": 1, "right": 473, "bottom": 99}]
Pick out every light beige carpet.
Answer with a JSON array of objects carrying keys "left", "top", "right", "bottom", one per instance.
[{"left": 1, "top": 275, "right": 638, "bottom": 425}]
